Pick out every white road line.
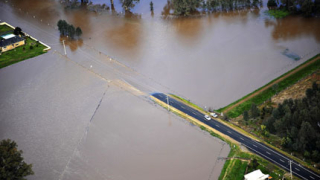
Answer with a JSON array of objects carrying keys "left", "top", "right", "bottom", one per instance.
[
  {"left": 245, "top": 145, "right": 309, "bottom": 180},
  {"left": 280, "top": 159, "right": 285, "bottom": 163},
  {"left": 181, "top": 106, "right": 186, "bottom": 109},
  {"left": 310, "top": 176, "right": 315, "bottom": 179},
  {"left": 295, "top": 168, "right": 300, "bottom": 171},
  {"left": 227, "top": 131, "right": 232, "bottom": 134},
  {"left": 266, "top": 151, "right": 271, "bottom": 155},
  {"left": 253, "top": 144, "right": 257, "bottom": 148},
  {"left": 240, "top": 137, "right": 244, "bottom": 140},
  {"left": 216, "top": 125, "right": 219, "bottom": 127}
]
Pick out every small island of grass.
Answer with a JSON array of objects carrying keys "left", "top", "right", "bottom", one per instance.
[{"left": 265, "top": 9, "right": 290, "bottom": 19}]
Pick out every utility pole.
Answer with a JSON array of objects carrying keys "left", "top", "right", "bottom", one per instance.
[
  {"left": 289, "top": 160, "right": 292, "bottom": 179},
  {"left": 167, "top": 94, "right": 169, "bottom": 111},
  {"left": 62, "top": 40, "right": 66, "bottom": 55}
]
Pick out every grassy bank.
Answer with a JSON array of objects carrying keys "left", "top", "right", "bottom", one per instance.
[
  {"left": 218, "top": 54, "right": 320, "bottom": 118},
  {"left": 265, "top": 9, "right": 290, "bottom": 18},
  {"left": 169, "top": 94, "right": 205, "bottom": 112},
  {"left": 0, "top": 37, "right": 46, "bottom": 69}
]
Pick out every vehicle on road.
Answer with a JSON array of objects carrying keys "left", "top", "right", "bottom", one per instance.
[
  {"left": 204, "top": 115, "right": 211, "bottom": 120},
  {"left": 210, "top": 113, "right": 218, "bottom": 118}
]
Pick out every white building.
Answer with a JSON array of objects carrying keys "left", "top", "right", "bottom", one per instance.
[{"left": 244, "top": 169, "right": 270, "bottom": 180}]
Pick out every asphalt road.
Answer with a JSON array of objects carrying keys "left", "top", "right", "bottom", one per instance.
[{"left": 152, "top": 93, "right": 320, "bottom": 180}]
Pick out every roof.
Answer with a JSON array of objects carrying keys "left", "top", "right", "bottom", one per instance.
[
  {"left": 1, "top": 34, "right": 15, "bottom": 39},
  {"left": 0, "top": 35, "right": 24, "bottom": 47},
  {"left": 244, "top": 170, "right": 269, "bottom": 180}
]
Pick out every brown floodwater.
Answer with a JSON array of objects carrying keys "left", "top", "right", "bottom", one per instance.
[
  {"left": 0, "top": 0, "right": 319, "bottom": 179},
  {"left": 3, "top": 0, "right": 319, "bottom": 109}
]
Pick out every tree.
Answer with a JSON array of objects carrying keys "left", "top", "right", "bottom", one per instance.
[
  {"left": 150, "top": 1, "right": 154, "bottom": 12},
  {"left": 67, "top": 25, "right": 76, "bottom": 39},
  {"left": 13, "top": 27, "right": 22, "bottom": 36},
  {"left": 243, "top": 110, "right": 249, "bottom": 121},
  {"left": 173, "top": 0, "right": 202, "bottom": 16},
  {"left": 121, "top": 0, "right": 140, "bottom": 11},
  {"left": 75, "top": 27, "right": 82, "bottom": 37},
  {"left": 57, "top": 20, "right": 68, "bottom": 36},
  {"left": 250, "top": 103, "right": 260, "bottom": 119},
  {"left": 267, "top": 0, "right": 277, "bottom": 7},
  {"left": 0, "top": 139, "right": 34, "bottom": 179},
  {"left": 301, "top": 0, "right": 314, "bottom": 17}
]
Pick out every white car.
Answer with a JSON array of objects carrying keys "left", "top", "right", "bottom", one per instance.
[
  {"left": 210, "top": 113, "right": 218, "bottom": 118},
  {"left": 204, "top": 115, "right": 211, "bottom": 120}
]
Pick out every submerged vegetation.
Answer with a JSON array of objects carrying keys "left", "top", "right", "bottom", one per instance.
[
  {"left": 171, "top": 0, "right": 262, "bottom": 16},
  {"left": 57, "top": 20, "right": 82, "bottom": 39},
  {"left": 267, "top": 0, "right": 320, "bottom": 17},
  {"left": 265, "top": 9, "right": 290, "bottom": 18}
]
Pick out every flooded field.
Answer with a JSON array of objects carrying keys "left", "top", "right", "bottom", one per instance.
[
  {"left": 1, "top": 0, "right": 320, "bottom": 109},
  {"left": 0, "top": 0, "right": 319, "bottom": 179}
]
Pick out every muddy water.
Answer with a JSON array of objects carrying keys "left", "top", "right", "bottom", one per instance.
[
  {"left": 0, "top": 0, "right": 319, "bottom": 179},
  {"left": 2, "top": 0, "right": 320, "bottom": 109}
]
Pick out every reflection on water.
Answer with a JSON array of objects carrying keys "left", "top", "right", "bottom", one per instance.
[
  {"left": 1, "top": 0, "right": 320, "bottom": 107},
  {"left": 265, "top": 16, "right": 320, "bottom": 42},
  {"left": 59, "top": 36, "right": 83, "bottom": 52}
]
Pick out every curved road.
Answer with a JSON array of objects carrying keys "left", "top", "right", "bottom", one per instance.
[{"left": 152, "top": 93, "right": 320, "bottom": 180}]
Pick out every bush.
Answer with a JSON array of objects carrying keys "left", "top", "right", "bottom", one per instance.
[
  {"left": 267, "top": 0, "right": 277, "bottom": 7},
  {"left": 29, "top": 46, "right": 33, "bottom": 50}
]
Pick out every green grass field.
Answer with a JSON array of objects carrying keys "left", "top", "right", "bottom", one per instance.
[
  {"left": 218, "top": 54, "right": 320, "bottom": 118},
  {"left": 265, "top": 9, "right": 290, "bottom": 18},
  {"left": 0, "top": 25, "right": 14, "bottom": 33},
  {"left": 0, "top": 38, "right": 46, "bottom": 69}
]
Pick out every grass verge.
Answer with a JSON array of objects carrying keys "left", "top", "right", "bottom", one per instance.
[
  {"left": 265, "top": 9, "right": 290, "bottom": 18},
  {"left": 0, "top": 37, "right": 47, "bottom": 69},
  {"left": 218, "top": 54, "right": 320, "bottom": 118},
  {"left": 169, "top": 94, "right": 205, "bottom": 112}
]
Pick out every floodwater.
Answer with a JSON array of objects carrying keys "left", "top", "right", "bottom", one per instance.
[
  {"left": 0, "top": 0, "right": 319, "bottom": 179},
  {"left": 2, "top": 0, "right": 320, "bottom": 109}
]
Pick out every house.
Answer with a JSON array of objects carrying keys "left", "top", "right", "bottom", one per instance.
[
  {"left": 0, "top": 34, "right": 25, "bottom": 53},
  {"left": 244, "top": 169, "right": 270, "bottom": 180}
]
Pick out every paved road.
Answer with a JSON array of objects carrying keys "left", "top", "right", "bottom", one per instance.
[{"left": 152, "top": 93, "right": 320, "bottom": 180}]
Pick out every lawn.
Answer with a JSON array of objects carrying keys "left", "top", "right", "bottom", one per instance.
[
  {"left": 0, "top": 37, "right": 47, "bottom": 69},
  {"left": 0, "top": 24, "right": 14, "bottom": 34}
]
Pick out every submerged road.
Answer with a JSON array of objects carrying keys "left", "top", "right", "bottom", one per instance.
[{"left": 152, "top": 93, "right": 320, "bottom": 180}]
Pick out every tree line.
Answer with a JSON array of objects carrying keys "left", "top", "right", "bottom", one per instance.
[
  {"left": 170, "top": 0, "right": 262, "bottom": 16},
  {"left": 244, "top": 82, "right": 320, "bottom": 163},
  {"left": 57, "top": 20, "right": 82, "bottom": 39},
  {"left": 268, "top": 0, "right": 320, "bottom": 17}
]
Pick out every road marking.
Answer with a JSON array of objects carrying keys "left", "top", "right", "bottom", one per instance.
[
  {"left": 295, "top": 168, "right": 300, "bottom": 171},
  {"left": 181, "top": 106, "right": 186, "bottom": 109},
  {"left": 240, "top": 137, "right": 244, "bottom": 140},
  {"left": 192, "top": 112, "right": 196, "bottom": 115},
  {"left": 216, "top": 125, "right": 220, "bottom": 127},
  {"left": 280, "top": 159, "right": 284, "bottom": 163},
  {"left": 266, "top": 151, "right": 271, "bottom": 155},
  {"left": 310, "top": 176, "right": 315, "bottom": 179},
  {"left": 253, "top": 144, "right": 257, "bottom": 148},
  {"left": 227, "top": 131, "right": 232, "bottom": 134}
]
